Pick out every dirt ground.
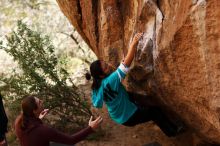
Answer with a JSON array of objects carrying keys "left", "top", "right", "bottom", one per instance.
[
  {"left": 76, "top": 106, "right": 201, "bottom": 146},
  {"left": 7, "top": 84, "right": 209, "bottom": 146}
]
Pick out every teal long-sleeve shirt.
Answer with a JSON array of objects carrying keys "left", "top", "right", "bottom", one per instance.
[{"left": 92, "top": 63, "right": 137, "bottom": 124}]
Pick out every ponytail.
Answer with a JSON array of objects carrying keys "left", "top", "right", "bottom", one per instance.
[
  {"left": 17, "top": 114, "right": 29, "bottom": 130},
  {"left": 86, "top": 60, "right": 105, "bottom": 90},
  {"left": 85, "top": 72, "right": 91, "bottom": 80},
  {"left": 85, "top": 72, "right": 103, "bottom": 90},
  {"left": 17, "top": 96, "right": 38, "bottom": 130}
]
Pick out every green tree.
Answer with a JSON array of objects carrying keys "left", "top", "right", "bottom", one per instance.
[{"left": 0, "top": 21, "right": 91, "bottom": 131}]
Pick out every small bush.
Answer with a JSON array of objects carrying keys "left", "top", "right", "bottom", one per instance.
[{"left": 0, "top": 21, "right": 92, "bottom": 132}]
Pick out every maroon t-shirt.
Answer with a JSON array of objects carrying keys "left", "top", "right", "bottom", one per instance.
[{"left": 15, "top": 116, "right": 93, "bottom": 146}]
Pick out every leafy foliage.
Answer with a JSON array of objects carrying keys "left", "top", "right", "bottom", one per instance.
[{"left": 0, "top": 21, "right": 91, "bottom": 131}]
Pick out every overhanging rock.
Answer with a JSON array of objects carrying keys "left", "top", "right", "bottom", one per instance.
[{"left": 57, "top": 0, "right": 220, "bottom": 143}]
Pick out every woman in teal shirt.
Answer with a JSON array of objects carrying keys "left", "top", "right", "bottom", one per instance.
[{"left": 86, "top": 33, "right": 183, "bottom": 137}]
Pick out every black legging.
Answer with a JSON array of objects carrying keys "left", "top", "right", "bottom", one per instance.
[{"left": 123, "top": 92, "right": 179, "bottom": 137}]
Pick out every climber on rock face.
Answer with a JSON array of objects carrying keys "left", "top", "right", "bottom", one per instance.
[{"left": 86, "top": 32, "right": 184, "bottom": 137}]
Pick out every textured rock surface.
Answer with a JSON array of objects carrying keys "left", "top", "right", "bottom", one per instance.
[{"left": 57, "top": 0, "right": 220, "bottom": 144}]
